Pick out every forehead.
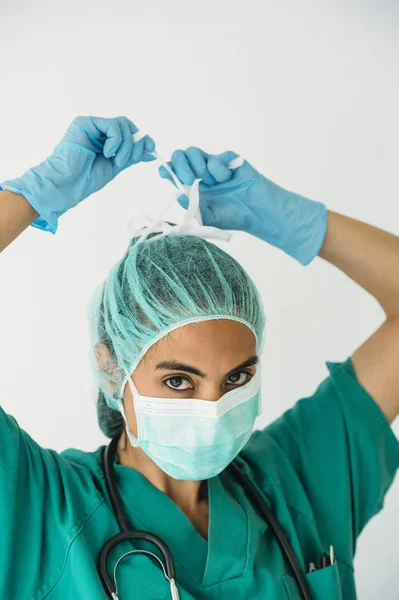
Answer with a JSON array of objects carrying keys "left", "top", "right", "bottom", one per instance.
[{"left": 142, "top": 319, "right": 257, "bottom": 371}]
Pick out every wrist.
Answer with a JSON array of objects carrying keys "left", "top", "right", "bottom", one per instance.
[
  {"left": 0, "top": 188, "right": 39, "bottom": 251},
  {"left": 284, "top": 196, "right": 328, "bottom": 265},
  {"left": 0, "top": 162, "right": 59, "bottom": 233},
  {"left": 250, "top": 177, "right": 328, "bottom": 265}
]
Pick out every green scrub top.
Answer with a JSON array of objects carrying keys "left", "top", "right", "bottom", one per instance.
[{"left": 1, "top": 359, "right": 398, "bottom": 600}]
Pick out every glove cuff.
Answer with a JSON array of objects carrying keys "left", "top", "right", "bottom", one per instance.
[
  {"left": 248, "top": 176, "right": 328, "bottom": 266},
  {"left": 285, "top": 199, "right": 328, "bottom": 266},
  {"left": 0, "top": 165, "right": 59, "bottom": 234}
]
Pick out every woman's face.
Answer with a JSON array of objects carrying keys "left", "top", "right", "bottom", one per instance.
[{"left": 123, "top": 319, "right": 258, "bottom": 437}]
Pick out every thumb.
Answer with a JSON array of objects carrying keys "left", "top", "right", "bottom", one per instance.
[
  {"left": 200, "top": 197, "right": 249, "bottom": 231},
  {"left": 207, "top": 151, "right": 240, "bottom": 183},
  {"left": 198, "top": 202, "right": 218, "bottom": 227},
  {"left": 176, "top": 194, "right": 219, "bottom": 228},
  {"left": 177, "top": 193, "right": 189, "bottom": 210},
  {"left": 177, "top": 192, "right": 234, "bottom": 229},
  {"left": 159, "top": 164, "right": 176, "bottom": 186}
]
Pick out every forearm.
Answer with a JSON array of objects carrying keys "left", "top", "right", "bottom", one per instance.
[
  {"left": 0, "top": 190, "right": 38, "bottom": 252},
  {"left": 318, "top": 211, "right": 399, "bottom": 318}
]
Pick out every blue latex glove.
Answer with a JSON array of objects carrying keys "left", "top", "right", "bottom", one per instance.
[
  {"left": 0, "top": 116, "right": 156, "bottom": 233},
  {"left": 159, "top": 147, "right": 327, "bottom": 265}
]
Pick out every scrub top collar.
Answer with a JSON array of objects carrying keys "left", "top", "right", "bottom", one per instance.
[{"left": 113, "top": 457, "right": 250, "bottom": 587}]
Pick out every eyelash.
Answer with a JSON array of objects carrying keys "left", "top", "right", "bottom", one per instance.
[{"left": 163, "top": 371, "right": 253, "bottom": 393}]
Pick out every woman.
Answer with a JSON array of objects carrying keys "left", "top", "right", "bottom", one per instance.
[{"left": 0, "top": 116, "right": 398, "bottom": 600}]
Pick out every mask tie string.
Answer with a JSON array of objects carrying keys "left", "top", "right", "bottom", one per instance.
[{"left": 127, "top": 131, "right": 244, "bottom": 244}]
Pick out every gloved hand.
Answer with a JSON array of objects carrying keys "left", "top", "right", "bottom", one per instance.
[
  {"left": 0, "top": 116, "right": 156, "bottom": 233},
  {"left": 159, "top": 147, "right": 327, "bottom": 265}
]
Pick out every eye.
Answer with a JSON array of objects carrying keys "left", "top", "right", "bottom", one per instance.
[
  {"left": 227, "top": 371, "right": 251, "bottom": 386},
  {"left": 164, "top": 376, "right": 193, "bottom": 392}
]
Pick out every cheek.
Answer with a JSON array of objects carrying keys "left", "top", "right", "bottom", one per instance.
[{"left": 122, "top": 383, "right": 138, "bottom": 436}]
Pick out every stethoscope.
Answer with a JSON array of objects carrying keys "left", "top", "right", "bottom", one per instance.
[{"left": 99, "top": 436, "right": 313, "bottom": 600}]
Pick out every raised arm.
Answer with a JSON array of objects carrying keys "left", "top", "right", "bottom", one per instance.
[
  {"left": 159, "top": 146, "right": 399, "bottom": 424},
  {"left": 0, "top": 115, "right": 156, "bottom": 253},
  {"left": 0, "top": 117, "right": 157, "bottom": 596},
  {"left": 0, "top": 190, "right": 38, "bottom": 252},
  {"left": 319, "top": 211, "right": 399, "bottom": 424}
]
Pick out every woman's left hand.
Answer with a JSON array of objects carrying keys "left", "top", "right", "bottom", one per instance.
[{"left": 159, "top": 147, "right": 327, "bottom": 266}]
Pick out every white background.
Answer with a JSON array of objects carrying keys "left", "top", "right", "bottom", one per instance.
[{"left": 0, "top": 0, "right": 398, "bottom": 597}]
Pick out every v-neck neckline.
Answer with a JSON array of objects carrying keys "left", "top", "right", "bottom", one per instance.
[
  {"left": 114, "top": 461, "right": 208, "bottom": 583},
  {"left": 113, "top": 460, "right": 249, "bottom": 586},
  {"left": 203, "top": 471, "right": 249, "bottom": 585}
]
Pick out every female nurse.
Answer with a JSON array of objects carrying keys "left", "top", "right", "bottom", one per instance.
[{"left": 0, "top": 116, "right": 398, "bottom": 600}]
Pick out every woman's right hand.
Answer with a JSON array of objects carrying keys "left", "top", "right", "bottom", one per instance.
[{"left": 0, "top": 116, "right": 156, "bottom": 233}]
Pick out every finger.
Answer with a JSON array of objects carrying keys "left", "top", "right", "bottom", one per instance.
[
  {"left": 121, "top": 118, "right": 155, "bottom": 164},
  {"left": 185, "top": 147, "right": 215, "bottom": 186},
  {"left": 215, "top": 150, "right": 240, "bottom": 166},
  {"left": 138, "top": 136, "right": 156, "bottom": 162},
  {"left": 142, "top": 152, "right": 157, "bottom": 162},
  {"left": 177, "top": 194, "right": 189, "bottom": 210},
  {"left": 198, "top": 201, "right": 218, "bottom": 227},
  {"left": 114, "top": 117, "right": 135, "bottom": 169},
  {"left": 70, "top": 116, "right": 105, "bottom": 152},
  {"left": 159, "top": 164, "right": 176, "bottom": 186},
  {"left": 124, "top": 117, "right": 139, "bottom": 137},
  {"left": 171, "top": 150, "right": 195, "bottom": 186},
  {"left": 131, "top": 138, "right": 145, "bottom": 164},
  {"left": 177, "top": 196, "right": 219, "bottom": 227},
  {"left": 144, "top": 135, "right": 156, "bottom": 154},
  {"left": 89, "top": 117, "right": 124, "bottom": 158},
  {"left": 207, "top": 151, "right": 240, "bottom": 183}
]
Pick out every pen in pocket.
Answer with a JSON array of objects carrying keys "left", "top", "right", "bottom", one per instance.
[{"left": 308, "top": 545, "right": 335, "bottom": 573}]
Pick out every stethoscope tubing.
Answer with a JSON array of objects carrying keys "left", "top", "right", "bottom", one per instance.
[
  {"left": 228, "top": 462, "right": 312, "bottom": 600},
  {"left": 99, "top": 437, "right": 313, "bottom": 600}
]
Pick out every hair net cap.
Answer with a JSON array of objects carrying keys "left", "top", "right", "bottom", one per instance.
[{"left": 88, "top": 232, "right": 266, "bottom": 413}]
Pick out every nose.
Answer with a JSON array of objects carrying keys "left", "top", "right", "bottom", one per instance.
[{"left": 198, "top": 383, "right": 225, "bottom": 402}]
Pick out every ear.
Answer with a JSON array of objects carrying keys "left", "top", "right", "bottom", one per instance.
[
  {"left": 94, "top": 342, "right": 120, "bottom": 400},
  {"left": 94, "top": 342, "right": 111, "bottom": 369}
]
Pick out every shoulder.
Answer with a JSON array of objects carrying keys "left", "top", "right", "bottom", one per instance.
[
  {"left": 238, "top": 358, "right": 399, "bottom": 558},
  {"left": 240, "top": 357, "right": 399, "bottom": 483},
  {"left": 60, "top": 444, "right": 107, "bottom": 494}
]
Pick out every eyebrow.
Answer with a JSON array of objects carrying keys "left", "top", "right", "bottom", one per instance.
[{"left": 155, "top": 355, "right": 259, "bottom": 379}]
